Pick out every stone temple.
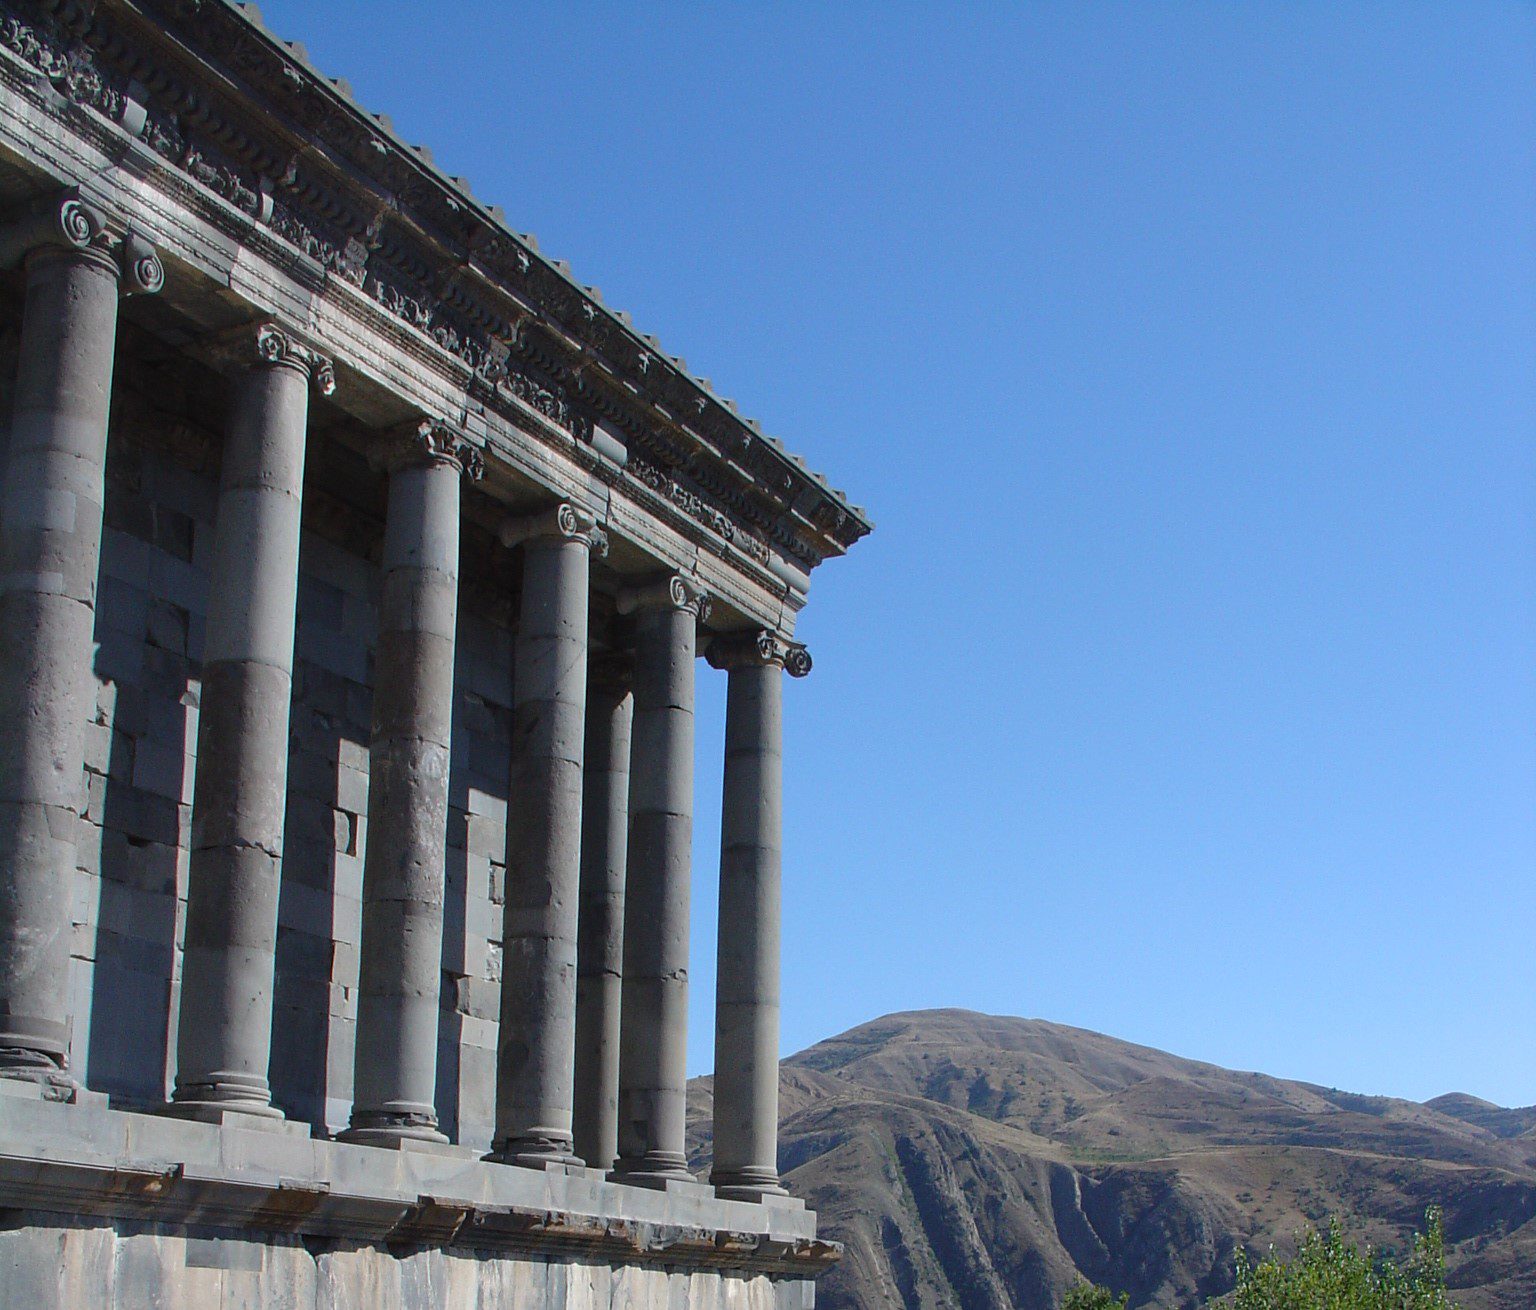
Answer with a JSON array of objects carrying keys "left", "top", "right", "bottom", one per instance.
[{"left": 0, "top": 2, "right": 870, "bottom": 1305}]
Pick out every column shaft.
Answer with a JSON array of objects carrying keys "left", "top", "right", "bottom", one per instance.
[
  {"left": 614, "top": 577, "right": 707, "bottom": 1185},
  {"left": 493, "top": 506, "right": 599, "bottom": 1165},
  {"left": 708, "top": 635, "right": 800, "bottom": 1198},
  {"left": 171, "top": 327, "right": 327, "bottom": 1120},
  {"left": 573, "top": 665, "right": 632, "bottom": 1171},
  {"left": 0, "top": 227, "right": 124, "bottom": 1082},
  {"left": 346, "top": 424, "right": 476, "bottom": 1145}
]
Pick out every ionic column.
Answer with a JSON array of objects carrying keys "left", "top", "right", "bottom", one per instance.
[
  {"left": 492, "top": 503, "right": 606, "bottom": 1166},
  {"left": 573, "top": 656, "right": 633, "bottom": 1172},
  {"left": 612, "top": 575, "right": 709, "bottom": 1186},
  {"left": 706, "top": 631, "right": 810, "bottom": 1199},
  {"left": 0, "top": 194, "right": 161, "bottom": 1087},
  {"left": 170, "top": 325, "right": 333, "bottom": 1121},
  {"left": 343, "top": 421, "right": 482, "bottom": 1147}
]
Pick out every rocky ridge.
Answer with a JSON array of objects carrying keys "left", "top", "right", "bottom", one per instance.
[{"left": 686, "top": 1009, "right": 1536, "bottom": 1309}]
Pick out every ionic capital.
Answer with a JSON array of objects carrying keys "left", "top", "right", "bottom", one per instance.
[
  {"left": 617, "top": 574, "right": 711, "bottom": 622},
  {"left": 252, "top": 323, "right": 336, "bottom": 395},
  {"left": 500, "top": 501, "right": 609, "bottom": 555},
  {"left": 119, "top": 232, "right": 165, "bottom": 297},
  {"left": 382, "top": 418, "right": 484, "bottom": 480},
  {"left": 706, "top": 629, "right": 811, "bottom": 677},
  {"left": 0, "top": 189, "right": 163, "bottom": 294}
]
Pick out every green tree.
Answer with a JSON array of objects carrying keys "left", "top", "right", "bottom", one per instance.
[
  {"left": 1216, "top": 1207, "right": 1457, "bottom": 1309},
  {"left": 1061, "top": 1283, "right": 1129, "bottom": 1310}
]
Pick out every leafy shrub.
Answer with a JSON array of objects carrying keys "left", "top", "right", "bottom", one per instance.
[
  {"left": 1215, "top": 1207, "right": 1457, "bottom": 1309},
  {"left": 1061, "top": 1283, "right": 1129, "bottom": 1309}
]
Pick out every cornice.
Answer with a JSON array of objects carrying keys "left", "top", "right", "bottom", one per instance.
[{"left": 0, "top": 0, "right": 871, "bottom": 575}]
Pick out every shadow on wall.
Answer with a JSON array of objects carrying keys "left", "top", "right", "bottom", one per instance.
[
  {"left": 84, "top": 435, "right": 208, "bottom": 1109},
  {"left": 270, "top": 545, "right": 376, "bottom": 1132},
  {"left": 436, "top": 600, "right": 517, "bottom": 1155},
  {"left": 71, "top": 434, "right": 521, "bottom": 1143}
]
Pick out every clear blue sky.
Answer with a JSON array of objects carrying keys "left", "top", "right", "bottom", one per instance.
[{"left": 253, "top": 1, "right": 1535, "bottom": 1106}]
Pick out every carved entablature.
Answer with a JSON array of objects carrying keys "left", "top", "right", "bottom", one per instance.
[{"left": 0, "top": 0, "right": 871, "bottom": 576}]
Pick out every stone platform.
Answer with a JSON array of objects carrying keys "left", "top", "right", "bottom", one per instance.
[{"left": 0, "top": 1090, "right": 832, "bottom": 1308}]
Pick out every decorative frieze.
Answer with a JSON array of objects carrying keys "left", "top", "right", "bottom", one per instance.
[
  {"left": 501, "top": 364, "right": 590, "bottom": 440},
  {"left": 1, "top": 13, "right": 125, "bottom": 124},
  {"left": 627, "top": 455, "right": 771, "bottom": 562},
  {"left": 0, "top": 0, "right": 869, "bottom": 571}
]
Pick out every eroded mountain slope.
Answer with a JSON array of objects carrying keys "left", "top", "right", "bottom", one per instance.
[{"left": 687, "top": 1010, "right": 1536, "bottom": 1309}]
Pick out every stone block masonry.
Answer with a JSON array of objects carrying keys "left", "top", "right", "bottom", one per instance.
[
  {"left": 0, "top": 1091, "right": 830, "bottom": 1309},
  {"left": 0, "top": 0, "right": 868, "bottom": 1303}
]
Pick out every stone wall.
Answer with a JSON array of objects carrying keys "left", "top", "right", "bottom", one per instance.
[
  {"left": 4, "top": 334, "right": 518, "bottom": 1147},
  {"left": 0, "top": 1218, "right": 811, "bottom": 1310}
]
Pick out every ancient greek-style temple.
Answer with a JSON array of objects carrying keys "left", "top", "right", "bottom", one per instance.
[{"left": 0, "top": 2, "right": 869, "bottom": 1305}]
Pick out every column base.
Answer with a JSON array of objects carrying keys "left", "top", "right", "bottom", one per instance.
[
  {"left": 0, "top": 1020, "right": 70, "bottom": 1071},
  {"left": 710, "top": 1165, "right": 787, "bottom": 1202},
  {"left": 0, "top": 1045, "right": 74, "bottom": 1095},
  {"left": 610, "top": 1151, "right": 694, "bottom": 1189},
  {"left": 0, "top": 1066, "right": 99, "bottom": 1107},
  {"left": 714, "top": 1182, "right": 792, "bottom": 1203},
  {"left": 339, "top": 1113, "right": 449, "bottom": 1150},
  {"left": 487, "top": 1133, "right": 582, "bottom": 1170},
  {"left": 339, "top": 1130, "right": 459, "bottom": 1155},
  {"left": 165, "top": 1077, "right": 290, "bottom": 1130}
]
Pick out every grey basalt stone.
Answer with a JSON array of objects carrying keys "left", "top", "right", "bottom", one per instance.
[
  {"left": 346, "top": 426, "right": 476, "bottom": 1150},
  {"left": 573, "top": 659, "right": 633, "bottom": 1173},
  {"left": 0, "top": 202, "right": 134, "bottom": 1087},
  {"left": 613, "top": 577, "right": 709, "bottom": 1188},
  {"left": 494, "top": 504, "right": 603, "bottom": 1168},
  {"left": 707, "top": 633, "right": 808, "bottom": 1202},
  {"left": 171, "top": 327, "right": 328, "bottom": 1124},
  {"left": 0, "top": 1, "right": 873, "bottom": 1295}
]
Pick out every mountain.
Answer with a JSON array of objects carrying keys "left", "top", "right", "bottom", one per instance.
[
  {"left": 686, "top": 1009, "right": 1536, "bottom": 1309},
  {"left": 1426, "top": 1094, "right": 1536, "bottom": 1143}
]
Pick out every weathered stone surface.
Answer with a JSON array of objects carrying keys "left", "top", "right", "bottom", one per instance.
[
  {"left": 0, "top": 0, "right": 868, "bottom": 1299},
  {"left": 494, "top": 507, "right": 599, "bottom": 1167},
  {"left": 0, "top": 1217, "right": 804, "bottom": 1309},
  {"left": 706, "top": 634, "right": 806, "bottom": 1201},
  {"left": 172, "top": 329, "right": 320, "bottom": 1123},
  {"left": 615, "top": 579, "right": 707, "bottom": 1187},
  {"left": 0, "top": 1097, "right": 828, "bottom": 1304},
  {"left": 347, "top": 427, "right": 475, "bottom": 1149},
  {"left": 574, "top": 662, "right": 633, "bottom": 1173},
  {"left": 0, "top": 209, "right": 128, "bottom": 1084}
]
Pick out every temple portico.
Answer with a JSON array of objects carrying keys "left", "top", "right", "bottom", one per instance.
[{"left": 0, "top": 2, "right": 869, "bottom": 1305}]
